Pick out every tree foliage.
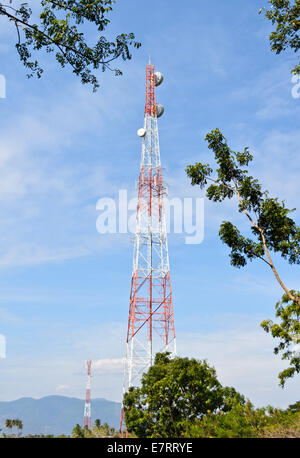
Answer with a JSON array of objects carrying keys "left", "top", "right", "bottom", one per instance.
[
  {"left": 185, "top": 400, "right": 268, "bottom": 438},
  {"left": 259, "top": 0, "right": 300, "bottom": 74},
  {"left": 185, "top": 400, "right": 300, "bottom": 438},
  {"left": 186, "top": 128, "right": 300, "bottom": 384},
  {"left": 0, "top": 0, "right": 141, "bottom": 90},
  {"left": 71, "top": 420, "right": 117, "bottom": 438},
  {"left": 71, "top": 423, "right": 85, "bottom": 437},
  {"left": 219, "top": 386, "right": 246, "bottom": 412},
  {"left": 4, "top": 418, "right": 23, "bottom": 436},
  {"left": 287, "top": 400, "right": 300, "bottom": 412},
  {"left": 90, "top": 419, "right": 117, "bottom": 437},
  {"left": 261, "top": 291, "right": 300, "bottom": 386},
  {"left": 123, "top": 352, "right": 245, "bottom": 438}
]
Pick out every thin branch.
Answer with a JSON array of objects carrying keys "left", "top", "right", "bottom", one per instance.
[
  {"left": 14, "top": 19, "right": 20, "bottom": 44},
  {"left": 199, "top": 175, "right": 272, "bottom": 266},
  {"left": 232, "top": 179, "right": 300, "bottom": 306},
  {"left": 47, "top": 0, "right": 107, "bottom": 22},
  {"left": 198, "top": 173, "right": 300, "bottom": 284},
  {"left": 46, "top": 0, "right": 78, "bottom": 14},
  {"left": 255, "top": 254, "right": 272, "bottom": 267},
  {"left": 205, "top": 176, "right": 236, "bottom": 192},
  {"left": 1, "top": 4, "right": 18, "bottom": 12},
  {"left": 0, "top": 7, "right": 124, "bottom": 68}
]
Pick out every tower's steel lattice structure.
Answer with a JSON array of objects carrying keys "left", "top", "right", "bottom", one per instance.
[
  {"left": 83, "top": 360, "right": 92, "bottom": 430},
  {"left": 120, "top": 64, "right": 176, "bottom": 431}
]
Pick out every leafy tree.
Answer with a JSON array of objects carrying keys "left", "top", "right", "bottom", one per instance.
[
  {"left": 91, "top": 420, "right": 117, "bottom": 437},
  {"left": 259, "top": 0, "right": 300, "bottom": 74},
  {"left": 5, "top": 419, "right": 13, "bottom": 431},
  {"left": 185, "top": 400, "right": 268, "bottom": 438},
  {"left": 123, "top": 352, "right": 244, "bottom": 438},
  {"left": 71, "top": 419, "right": 117, "bottom": 438},
  {"left": 219, "top": 386, "right": 246, "bottom": 412},
  {"left": 186, "top": 128, "right": 300, "bottom": 384},
  {"left": 287, "top": 400, "right": 300, "bottom": 413},
  {"left": 0, "top": 0, "right": 141, "bottom": 90},
  {"left": 186, "top": 129, "right": 300, "bottom": 305},
  {"left": 14, "top": 419, "right": 23, "bottom": 436},
  {"left": 261, "top": 291, "right": 300, "bottom": 386},
  {"left": 260, "top": 405, "right": 300, "bottom": 437},
  {"left": 71, "top": 423, "right": 84, "bottom": 438},
  {"left": 94, "top": 418, "right": 101, "bottom": 428},
  {"left": 4, "top": 418, "right": 23, "bottom": 436},
  {"left": 185, "top": 400, "right": 300, "bottom": 438}
]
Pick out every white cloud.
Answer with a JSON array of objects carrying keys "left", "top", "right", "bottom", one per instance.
[
  {"left": 0, "top": 82, "right": 128, "bottom": 268},
  {"left": 92, "top": 358, "right": 125, "bottom": 374},
  {"left": 55, "top": 384, "right": 70, "bottom": 393},
  {"left": 0, "top": 244, "right": 90, "bottom": 269},
  {"left": 256, "top": 95, "right": 293, "bottom": 120}
]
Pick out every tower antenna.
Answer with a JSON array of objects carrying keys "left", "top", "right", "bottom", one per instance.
[
  {"left": 83, "top": 360, "right": 92, "bottom": 430},
  {"left": 120, "top": 63, "right": 176, "bottom": 436}
]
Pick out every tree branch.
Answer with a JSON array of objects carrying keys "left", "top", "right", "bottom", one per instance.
[
  {"left": 232, "top": 179, "right": 300, "bottom": 306},
  {"left": 205, "top": 175, "right": 236, "bottom": 192},
  {"left": 0, "top": 7, "right": 124, "bottom": 68}
]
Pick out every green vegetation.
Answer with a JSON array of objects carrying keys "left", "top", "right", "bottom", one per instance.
[
  {"left": 261, "top": 292, "right": 300, "bottom": 386},
  {"left": 2, "top": 358, "right": 300, "bottom": 438},
  {"left": 0, "top": 0, "right": 141, "bottom": 90},
  {"left": 4, "top": 418, "right": 23, "bottom": 437},
  {"left": 186, "top": 129, "right": 300, "bottom": 386},
  {"left": 260, "top": 0, "right": 300, "bottom": 75},
  {"left": 185, "top": 400, "right": 300, "bottom": 438},
  {"left": 122, "top": 353, "right": 300, "bottom": 438},
  {"left": 2, "top": 405, "right": 300, "bottom": 438},
  {"left": 123, "top": 352, "right": 233, "bottom": 438},
  {"left": 72, "top": 419, "right": 118, "bottom": 437},
  {"left": 1, "top": 418, "right": 118, "bottom": 437}
]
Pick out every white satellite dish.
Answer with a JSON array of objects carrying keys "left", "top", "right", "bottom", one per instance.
[
  {"left": 155, "top": 72, "right": 164, "bottom": 87},
  {"left": 137, "top": 128, "right": 146, "bottom": 137},
  {"left": 156, "top": 103, "right": 164, "bottom": 118}
]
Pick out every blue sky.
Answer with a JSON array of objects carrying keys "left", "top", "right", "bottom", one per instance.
[{"left": 0, "top": 0, "right": 299, "bottom": 408}]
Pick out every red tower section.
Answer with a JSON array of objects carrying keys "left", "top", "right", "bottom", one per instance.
[{"left": 145, "top": 64, "right": 156, "bottom": 116}]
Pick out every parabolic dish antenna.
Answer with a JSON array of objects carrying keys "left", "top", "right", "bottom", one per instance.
[
  {"left": 154, "top": 72, "right": 164, "bottom": 87},
  {"left": 137, "top": 128, "right": 146, "bottom": 137},
  {"left": 156, "top": 104, "right": 164, "bottom": 118}
]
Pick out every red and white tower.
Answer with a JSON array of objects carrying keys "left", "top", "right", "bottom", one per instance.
[
  {"left": 83, "top": 360, "right": 92, "bottom": 430},
  {"left": 120, "top": 63, "right": 176, "bottom": 430}
]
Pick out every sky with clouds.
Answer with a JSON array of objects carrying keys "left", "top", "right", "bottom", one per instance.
[{"left": 0, "top": 0, "right": 299, "bottom": 408}]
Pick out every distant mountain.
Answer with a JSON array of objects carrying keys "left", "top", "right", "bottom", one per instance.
[{"left": 0, "top": 395, "right": 121, "bottom": 436}]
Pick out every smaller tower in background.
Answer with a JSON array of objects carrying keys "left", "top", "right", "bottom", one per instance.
[{"left": 83, "top": 360, "right": 92, "bottom": 430}]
